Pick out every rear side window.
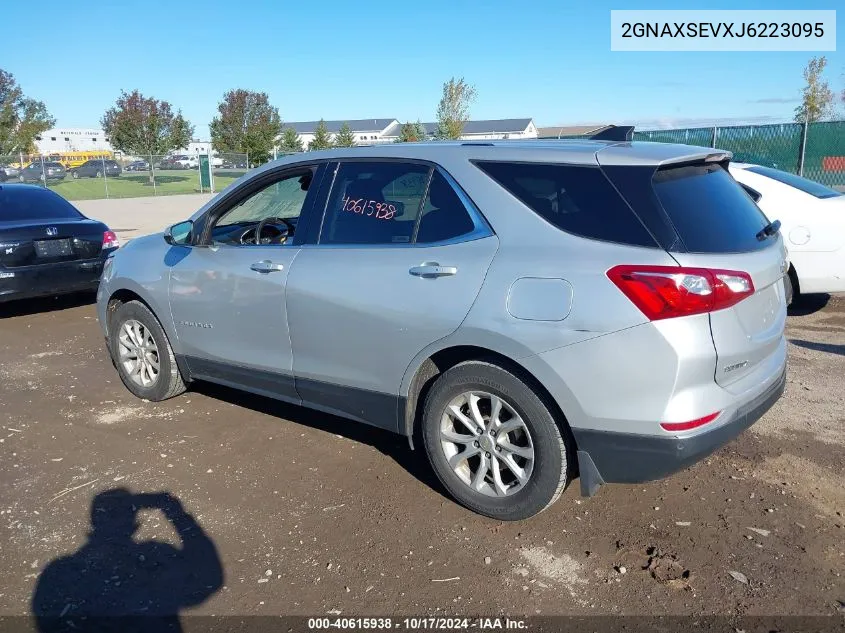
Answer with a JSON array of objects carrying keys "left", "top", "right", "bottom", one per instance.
[
  {"left": 653, "top": 164, "right": 769, "bottom": 253},
  {"left": 475, "top": 161, "right": 657, "bottom": 247},
  {"left": 321, "top": 162, "right": 431, "bottom": 245},
  {"left": 0, "top": 187, "right": 83, "bottom": 221},
  {"left": 416, "top": 171, "right": 477, "bottom": 244}
]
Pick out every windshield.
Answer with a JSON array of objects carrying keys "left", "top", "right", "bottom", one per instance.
[
  {"left": 0, "top": 187, "right": 83, "bottom": 221},
  {"left": 746, "top": 166, "right": 842, "bottom": 199}
]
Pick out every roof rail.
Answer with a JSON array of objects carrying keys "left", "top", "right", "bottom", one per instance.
[{"left": 590, "top": 125, "right": 635, "bottom": 142}]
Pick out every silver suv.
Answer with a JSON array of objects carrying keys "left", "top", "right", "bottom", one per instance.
[{"left": 97, "top": 139, "right": 788, "bottom": 520}]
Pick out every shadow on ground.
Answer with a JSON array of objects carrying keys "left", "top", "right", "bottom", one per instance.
[
  {"left": 789, "top": 338, "right": 845, "bottom": 357},
  {"left": 0, "top": 292, "right": 96, "bottom": 319},
  {"left": 788, "top": 294, "right": 830, "bottom": 317},
  {"left": 31, "top": 488, "right": 223, "bottom": 633},
  {"left": 192, "top": 381, "right": 447, "bottom": 500}
]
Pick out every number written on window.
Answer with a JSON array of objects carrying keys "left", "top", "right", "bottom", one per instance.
[{"left": 340, "top": 196, "right": 397, "bottom": 221}]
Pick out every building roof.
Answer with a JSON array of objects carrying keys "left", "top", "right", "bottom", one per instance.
[
  {"left": 418, "top": 118, "right": 534, "bottom": 135},
  {"left": 536, "top": 125, "right": 610, "bottom": 139},
  {"left": 285, "top": 119, "right": 398, "bottom": 134}
]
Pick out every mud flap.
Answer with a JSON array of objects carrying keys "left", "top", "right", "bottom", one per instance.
[{"left": 577, "top": 450, "right": 605, "bottom": 497}]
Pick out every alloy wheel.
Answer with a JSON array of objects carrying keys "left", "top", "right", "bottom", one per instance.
[
  {"left": 117, "top": 319, "right": 160, "bottom": 387},
  {"left": 439, "top": 391, "right": 535, "bottom": 497}
]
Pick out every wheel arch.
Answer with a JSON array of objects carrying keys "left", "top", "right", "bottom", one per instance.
[{"left": 401, "top": 343, "right": 575, "bottom": 457}]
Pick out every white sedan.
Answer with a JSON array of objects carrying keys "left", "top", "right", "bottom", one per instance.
[{"left": 729, "top": 163, "right": 845, "bottom": 302}]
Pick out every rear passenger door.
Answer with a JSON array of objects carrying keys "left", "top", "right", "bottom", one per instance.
[{"left": 286, "top": 160, "right": 498, "bottom": 431}]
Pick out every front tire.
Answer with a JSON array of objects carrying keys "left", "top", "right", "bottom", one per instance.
[
  {"left": 72, "top": 171, "right": 79, "bottom": 179},
  {"left": 422, "top": 361, "right": 570, "bottom": 520},
  {"left": 109, "top": 300, "right": 186, "bottom": 401}
]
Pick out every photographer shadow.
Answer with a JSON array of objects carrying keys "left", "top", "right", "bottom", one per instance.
[{"left": 32, "top": 488, "right": 223, "bottom": 633}]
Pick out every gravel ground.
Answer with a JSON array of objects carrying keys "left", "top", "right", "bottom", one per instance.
[{"left": 0, "top": 293, "right": 843, "bottom": 622}]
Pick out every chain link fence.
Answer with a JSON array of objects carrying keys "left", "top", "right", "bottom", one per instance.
[
  {"left": 0, "top": 151, "right": 250, "bottom": 201},
  {"left": 633, "top": 120, "right": 845, "bottom": 190}
]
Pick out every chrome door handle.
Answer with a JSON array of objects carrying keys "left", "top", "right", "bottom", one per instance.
[
  {"left": 409, "top": 262, "right": 457, "bottom": 278},
  {"left": 250, "top": 260, "right": 284, "bottom": 273}
]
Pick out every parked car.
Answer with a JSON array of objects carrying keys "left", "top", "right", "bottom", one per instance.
[
  {"left": 70, "top": 159, "right": 122, "bottom": 179},
  {"left": 97, "top": 141, "right": 787, "bottom": 520},
  {"left": 0, "top": 184, "right": 119, "bottom": 302},
  {"left": 0, "top": 164, "right": 20, "bottom": 182},
  {"left": 18, "top": 161, "right": 66, "bottom": 183},
  {"left": 123, "top": 160, "right": 150, "bottom": 172},
  {"left": 730, "top": 163, "right": 845, "bottom": 302},
  {"left": 172, "top": 155, "right": 193, "bottom": 169}
]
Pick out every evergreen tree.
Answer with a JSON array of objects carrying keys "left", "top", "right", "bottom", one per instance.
[{"left": 308, "top": 119, "right": 333, "bottom": 150}]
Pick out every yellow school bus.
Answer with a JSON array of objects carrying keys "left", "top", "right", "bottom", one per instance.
[{"left": 48, "top": 151, "right": 115, "bottom": 169}]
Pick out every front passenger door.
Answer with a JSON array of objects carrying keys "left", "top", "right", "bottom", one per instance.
[{"left": 168, "top": 165, "right": 322, "bottom": 400}]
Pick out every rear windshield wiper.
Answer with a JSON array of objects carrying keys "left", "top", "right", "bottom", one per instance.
[{"left": 756, "top": 219, "right": 781, "bottom": 241}]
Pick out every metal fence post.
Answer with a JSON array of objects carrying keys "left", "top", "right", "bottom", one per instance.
[
  {"left": 711, "top": 126, "right": 718, "bottom": 149},
  {"left": 39, "top": 154, "right": 46, "bottom": 188},
  {"left": 101, "top": 155, "right": 109, "bottom": 199},
  {"left": 150, "top": 153, "right": 157, "bottom": 196},
  {"left": 797, "top": 119, "right": 808, "bottom": 177}
]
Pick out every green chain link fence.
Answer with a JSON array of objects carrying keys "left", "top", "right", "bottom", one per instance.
[{"left": 633, "top": 120, "right": 845, "bottom": 189}]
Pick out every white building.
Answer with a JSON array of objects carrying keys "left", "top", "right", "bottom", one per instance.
[
  {"left": 280, "top": 117, "right": 537, "bottom": 149},
  {"left": 35, "top": 128, "right": 113, "bottom": 154}
]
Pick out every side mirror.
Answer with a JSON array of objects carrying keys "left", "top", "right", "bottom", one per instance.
[{"left": 164, "top": 220, "right": 193, "bottom": 246}]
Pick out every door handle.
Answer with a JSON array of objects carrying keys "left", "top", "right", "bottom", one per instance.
[
  {"left": 250, "top": 260, "right": 284, "bottom": 273},
  {"left": 409, "top": 262, "right": 458, "bottom": 278}
]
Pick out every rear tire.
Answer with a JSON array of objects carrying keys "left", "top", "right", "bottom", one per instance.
[
  {"left": 784, "top": 268, "right": 797, "bottom": 306},
  {"left": 96, "top": 170, "right": 102, "bottom": 178},
  {"left": 421, "top": 360, "right": 570, "bottom": 520},
  {"left": 109, "top": 300, "right": 186, "bottom": 402}
]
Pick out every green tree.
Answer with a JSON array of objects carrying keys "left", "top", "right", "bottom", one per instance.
[
  {"left": 794, "top": 56, "right": 835, "bottom": 123},
  {"left": 0, "top": 68, "right": 55, "bottom": 155},
  {"left": 397, "top": 120, "right": 428, "bottom": 142},
  {"left": 209, "top": 89, "right": 282, "bottom": 163},
  {"left": 333, "top": 122, "right": 356, "bottom": 147},
  {"left": 308, "top": 119, "right": 333, "bottom": 150},
  {"left": 101, "top": 90, "right": 193, "bottom": 184},
  {"left": 278, "top": 126, "right": 304, "bottom": 153},
  {"left": 435, "top": 77, "right": 477, "bottom": 139}
]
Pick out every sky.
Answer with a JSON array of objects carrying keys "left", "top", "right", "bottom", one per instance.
[{"left": 3, "top": 0, "right": 843, "bottom": 139}]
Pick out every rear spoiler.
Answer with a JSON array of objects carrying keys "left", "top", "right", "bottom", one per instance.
[{"left": 591, "top": 125, "right": 635, "bottom": 142}]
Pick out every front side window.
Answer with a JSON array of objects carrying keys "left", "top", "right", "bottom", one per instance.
[{"left": 208, "top": 169, "right": 313, "bottom": 246}]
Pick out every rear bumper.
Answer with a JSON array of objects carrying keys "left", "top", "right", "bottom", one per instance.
[
  {"left": 0, "top": 256, "right": 107, "bottom": 303},
  {"left": 573, "top": 366, "right": 786, "bottom": 496}
]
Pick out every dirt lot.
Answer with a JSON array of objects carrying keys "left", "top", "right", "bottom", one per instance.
[{"left": 0, "top": 293, "right": 843, "bottom": 622}]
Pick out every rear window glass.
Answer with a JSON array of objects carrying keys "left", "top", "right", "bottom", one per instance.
[
  {"left": 475, "top": 161, "right": 656, "bottom": 247},
  {"left": 0, "top": 187, "right": 82, "bottom": 221},
  {"left": 746, "top": 165, "right": 842, "bottom": 199},
  {"left": 653, "top": 164, "right": 770, "bottom": 253}
]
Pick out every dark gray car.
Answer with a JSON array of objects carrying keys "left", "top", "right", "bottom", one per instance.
[
  {"left": 71, "top": 159, "right": 122, "bottom": 179},
  {"left": 18, "top": 161, "right": 66, "bottom": 183}
]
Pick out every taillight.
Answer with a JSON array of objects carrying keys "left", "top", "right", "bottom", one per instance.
[
  {"left": 102, "top": 230, "right": 120, "bottom": 250},
  {"left": 606, "top": 265, "right": 754, "bottom": 321},
  {"left": 660, "top": 411, "right": 720, "bottom": 432}
]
